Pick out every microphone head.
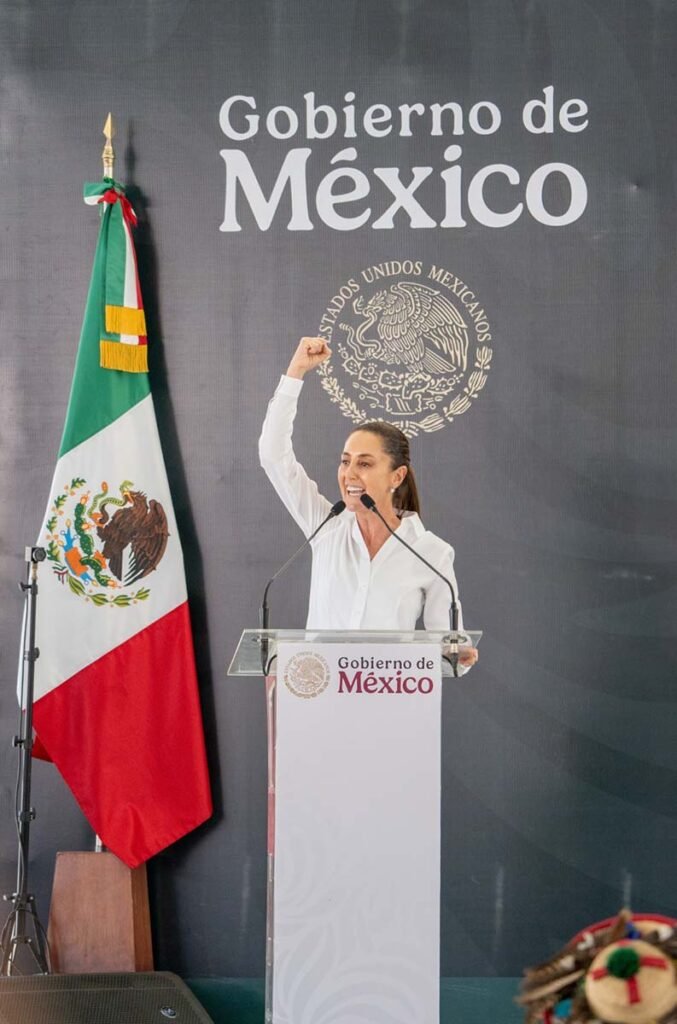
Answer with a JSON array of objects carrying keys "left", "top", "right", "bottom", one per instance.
[
  {"left": 331, "top": 499, "right": 346, "bottom": 516},
  {"left": 359, "top": 493, "right": 376, "bottom": 510}
]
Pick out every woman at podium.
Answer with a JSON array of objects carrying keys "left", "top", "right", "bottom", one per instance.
[{"left": 259, "top": 337, "right": 477, "bottom": 667}]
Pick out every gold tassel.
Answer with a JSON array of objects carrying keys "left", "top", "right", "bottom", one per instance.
[
  {"left": 100, "top": 340, "right": 148, "bottom": 373},
  {"left": 105, "top": 304, "right": 147, "bottom": 336}
]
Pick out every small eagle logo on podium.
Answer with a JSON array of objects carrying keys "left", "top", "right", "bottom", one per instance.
[{"left": 284, "top": 652, "right": 331, "bottom": 699}]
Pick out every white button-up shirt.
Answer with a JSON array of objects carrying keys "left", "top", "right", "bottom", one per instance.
[{"left": 259, "top": 375, "right": 463, "bottom": 632}]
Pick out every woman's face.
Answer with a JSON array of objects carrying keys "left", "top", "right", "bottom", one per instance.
[{"left": 337, "top": 430, "right": 407, "bottom": 514}]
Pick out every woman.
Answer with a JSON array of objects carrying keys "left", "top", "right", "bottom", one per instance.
[{"left": 259, "top": 337, "right": 478, "bottom": 666}]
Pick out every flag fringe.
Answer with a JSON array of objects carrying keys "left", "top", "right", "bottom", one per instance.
[
  {"left": 100, "top": 340, "right": 148, "bottom": 373},
  {"left": 105, "top": 304, "right": 147, "bottom": 337}
]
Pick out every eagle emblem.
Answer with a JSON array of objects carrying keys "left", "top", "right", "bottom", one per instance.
[
  {"left": 317, "top": 263, "right": 493, "bottom": 438},
  {"left": 43, "top": 478, "right": 169, "bottom": 606},
  {"left": 341, "top": 282, "right": 469, "bottom": 375}
]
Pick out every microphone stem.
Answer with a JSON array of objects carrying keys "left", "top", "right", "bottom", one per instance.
[
  {"left": 366, "top": 500, "right": 460, "bottom": 676},
  {"left": 258, "top": 501, "right": 345, "bottom": 672}
]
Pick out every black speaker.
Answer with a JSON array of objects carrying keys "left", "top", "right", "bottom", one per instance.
[{"left": 0, "top": 972, "right": 214, "bottom": 1024}]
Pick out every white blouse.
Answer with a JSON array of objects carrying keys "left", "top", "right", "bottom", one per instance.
[{"left": 258, "top": 375, "right": 463, "bottom": 632}]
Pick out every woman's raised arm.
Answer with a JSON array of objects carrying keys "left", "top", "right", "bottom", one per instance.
[{"left": 258, "top": 337, "right": 333, "bottom": 537}]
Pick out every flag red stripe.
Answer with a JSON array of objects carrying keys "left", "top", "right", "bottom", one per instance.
[
  {"left": 33, "top": 603, "right": 211, "bottom": 867},
  {"left": 130, "top": 215, "right": 148, "bottom": 345}
]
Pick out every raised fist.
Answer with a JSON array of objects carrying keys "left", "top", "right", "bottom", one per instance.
[{"left": 286, "top": 337, "right": 332, "bottom": 379}]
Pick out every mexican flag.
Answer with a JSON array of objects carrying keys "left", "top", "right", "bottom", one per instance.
[{"left": 31, "top": 179, "right": 212, "bottom": 868}]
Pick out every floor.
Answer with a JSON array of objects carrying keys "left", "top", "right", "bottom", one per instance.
[{"left": 187, "top": 977, "right": 524, "bottom": 1023}]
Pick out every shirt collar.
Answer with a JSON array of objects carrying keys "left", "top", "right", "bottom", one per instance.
[{"left": 349, "top": 509, "right": 425, "bottom": 542}]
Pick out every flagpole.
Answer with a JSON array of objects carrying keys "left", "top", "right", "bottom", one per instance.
[{"left": 93, "top": 112, "right": 114, "bottom": 858}]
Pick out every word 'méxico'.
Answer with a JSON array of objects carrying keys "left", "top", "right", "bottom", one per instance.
[
  {"left": 337, "top": 654, "right": 436, "bottom": 695},
  {"left": 218, "top": 86, "right": 590, "bottom": 233}
]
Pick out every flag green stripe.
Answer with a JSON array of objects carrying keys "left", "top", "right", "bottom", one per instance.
[
  {"left": 59, "top": 206, "right": 149, "bottom": 458},
  {"left": 103, "top": 203, "right": 126, "bottom": 318}
]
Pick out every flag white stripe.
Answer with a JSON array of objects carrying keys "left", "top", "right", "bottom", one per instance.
[
  {"left": 119, "top": 216, "right": 139, "bottom": 345},
  {"left": 35, "top": 394, "right": 186, "bottom": 702}
]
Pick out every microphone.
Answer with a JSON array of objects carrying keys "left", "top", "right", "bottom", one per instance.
[
  {"left": 359, "top": 493, "right": 461, "bottom": 676},
  {"left": 259, "top": 500, "right": 346, "bottom": 671}
]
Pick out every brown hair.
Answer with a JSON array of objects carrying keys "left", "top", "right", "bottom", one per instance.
[{"left": 358, "top": 421, "right": 421, "bottom": 515}]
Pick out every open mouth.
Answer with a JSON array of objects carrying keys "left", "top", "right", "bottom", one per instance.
[{"left": 345, "top": 486, "right": 365, "bottom": 496}]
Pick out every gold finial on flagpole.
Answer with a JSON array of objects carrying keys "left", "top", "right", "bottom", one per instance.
[{"left": 102, "top": 113, "right": 115, "bottom": 179}]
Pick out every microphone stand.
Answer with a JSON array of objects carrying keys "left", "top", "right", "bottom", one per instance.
[
  {"left": 259, "top": 500, "right": 346, "bottom": 674},
  {"left": 360, "top": 494, "right": 461, "bottom": 677},
  {"left": 0, "top": 546, "right": 50, "bottom": 975}
]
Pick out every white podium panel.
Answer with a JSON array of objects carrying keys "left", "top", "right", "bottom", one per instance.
[{"left": 272, "top": 641, "right": 441, "bottom": 1024}]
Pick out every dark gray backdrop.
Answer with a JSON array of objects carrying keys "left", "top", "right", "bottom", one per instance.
[{"left": 1, "top": 0, "right": 676, "bottom": 979}]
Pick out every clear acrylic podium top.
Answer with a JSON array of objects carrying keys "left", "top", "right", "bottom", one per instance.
[{"left": 228, "top": 628, "right": 482, "bottom": 678}]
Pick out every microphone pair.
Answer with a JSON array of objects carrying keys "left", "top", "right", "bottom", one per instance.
[{"left": 260, "top": 493, "right": 460, "bottom": 675}]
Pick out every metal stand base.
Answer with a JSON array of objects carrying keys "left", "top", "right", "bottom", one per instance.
[{"left": 0, "top": 895, "right": 50, "bottom": 975}]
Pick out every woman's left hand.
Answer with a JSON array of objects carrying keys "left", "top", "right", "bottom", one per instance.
[{"left": 458, "top": 647, "right": 479, "bottom": 667}]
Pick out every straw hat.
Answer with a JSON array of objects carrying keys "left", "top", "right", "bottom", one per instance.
[
  {"left": 518, "top": 911, "right": 677, "bottom": 1024},
  {"left": 584, "top": 939, "right": 676, "bottom": 1024}
]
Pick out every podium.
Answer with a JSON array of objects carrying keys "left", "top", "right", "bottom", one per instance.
[{"left": 229, "top": 628, "right": 481, "bottom": 1024}]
